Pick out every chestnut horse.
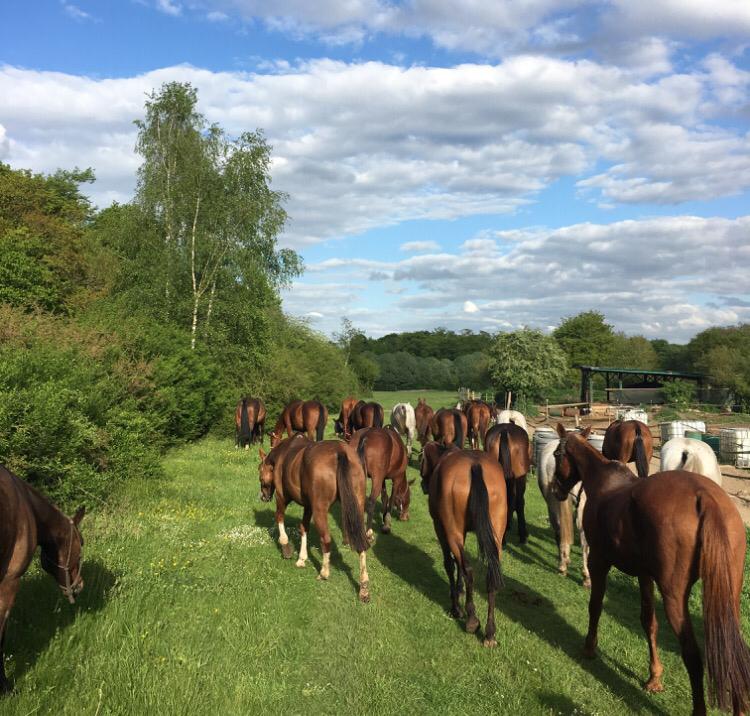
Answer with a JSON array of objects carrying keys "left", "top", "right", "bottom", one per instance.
[
  {"left": 415, "top": 399, "right": 434, "bottom": 449},
  {"left": 431, "top": 408, "right": 467, "bottom": 448},
  {"left": 466, "top": 401, "right": 493, "bottom": 449},
  {"left": 349, "top": 401, "right": 384, "bottom": 432},
  {"left": 258, "top": 437, "right": 371, "bottom": 602},
  {"left": 602, "top": 419, "right": 653, "bottom": 478},
  {"left": 422, "top": 449, "right": 506, "bottom": 646},
  {"left": 552, "top": 424, "right": 750, "bottom": 714},
  {"left": 334, "top": 396, "right": 359, "bottom": 439},
  {"left": 350, "top": 426, "right": 411, "bottom": 534},
  {"left": 485, "top": 422, "right": 530, "bottom": 545},
  {"left": 269, "top": 399, "right": 328, "bottom": 447},
  {"left": 235, "top": 397, "right": 266, "bottom": 448},
  {"left": 0, "top": 465, "right": 85, "bottom": 692}
]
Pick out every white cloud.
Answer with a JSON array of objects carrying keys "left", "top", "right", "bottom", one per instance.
[
  {"left": 463, "top": 300, "right": 480, "bottom": 313},
  {"left": 400, "top": 240, "right": 441, "bottom": 253},
  {"left": 62, "top": 2, "right": 94, "bottom": 21},
  {"left": 156, "top": 0, "right": 182, "bottom": 16}
]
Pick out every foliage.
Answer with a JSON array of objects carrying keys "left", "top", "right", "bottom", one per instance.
[
  {"left": 661, "top": 379, "right": 696, "bottom": 407},
  {"left": 553, "top": 311, "right": 616, "bottom": 367},
  {"left": 650, "top": 339, "right": 689, "bottom": 371},
  {"left": 487, "top": 328, "right": 569, "bottom": 407},
  {"left": 611, "top": 334, "right": 659, "bottom": 370},
  {"left": 355, "top": 328, "right": 493, "bottom": 359}
]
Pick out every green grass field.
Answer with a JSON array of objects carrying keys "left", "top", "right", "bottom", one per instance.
[{"left": 2, "top": 392, "right": 749, "bottom": 714}]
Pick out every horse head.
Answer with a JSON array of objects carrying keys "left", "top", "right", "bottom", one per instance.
[
  {"left": 40, "top": 506, "right": 85, "bottom": 604},
  {"left": 552, "top": 423, "right": 591, "bottom": 500},
  {"left": 258, "top": 448, "right": 275, "bottom": 501}
]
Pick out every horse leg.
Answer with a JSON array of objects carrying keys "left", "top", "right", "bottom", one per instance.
[
  {"left": 638, "top": 576, "right": 664, "bottom": 692},
  {"left": 0, "top": 579, "right": 19, "bottom": 693},
  {"left": 275, "top": 499, "right": 294, "bottom": 559},
  {"left": 313, "top": 506, "right": 332, "bottom": 580},
  {"left": 296, "top": 506, "right": 312, "bottom": 568},
  {"left": 583, "top": 562, "right": 610, "bottom": 658},
  {"left": 459, "top": 547, "right": 480, "bottom": 634},
  {"left": 357, "top": 551, "right": 370, "bottom": 603},
  {"left": 662, "top": 589, "right": 706, "bottom": 715},
  {"left": 380, "top": 480, "right": 393, "bottom": 533},
  {"left": 435, "top": 523, "right": 462, "bottom": 618},
  {"left": 484, "top": 586, "right": 497, "bottom": 649},
  {"left": 576, "top": 494, "right": 591, "bottom": 589},
  {"left": 503, "top": 478, "right": 514, "bottom": 546},
  {"left": 516, "top": 478, "right": 528, "bottom": 544}
]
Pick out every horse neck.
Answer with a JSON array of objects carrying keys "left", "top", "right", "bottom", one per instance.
[
  {"left": 22, "top": 481, "right": 69, "bottom": 548},
  {"left": 569, "top": 438, "right": 633, "bottom": 499}
]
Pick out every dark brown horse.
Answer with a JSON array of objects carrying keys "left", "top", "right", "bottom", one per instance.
[
  {"left": 334, "top": 396, "right": 359, "bottom": 439},
  {"left": 431, "top": 408, "right": 467, "bottom": 448},
  {"left": 466, "top": 401, "right": 493, "bottom": 450},
  {"left": 235, "top": 397, "right": 266, "bottom": 448},
  {"left": 552, "top": 424, "right": 750, "bottom": 715},
  {"left": 258, "top": 436, "right": 371, "bottom": 602},
  {"left": 422, "top": 449, "right": 506, "bottom": 647},
  {"left": 415, "top": 398, "right": 434, "bottom": 449},
  {"left": 0, "top": 466, "right": 85, "bottom": 692},
  {"left": 602, "top": 419, "right": 653, "bottom": 478},
  {"left": 349, "top": 401, "right": 384, "bottom": 432},
  {"left": 269, "top": 399, "right": 328, "bottom": 447},
  {"left": 485, "top": 422, "right": 530, "bottom": 545},
  {"left": 350, "top": 426, "right": 411, "bottom": 535}
]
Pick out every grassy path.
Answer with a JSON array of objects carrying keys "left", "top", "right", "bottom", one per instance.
[{"left": 2, "top": 430, "right": 749, "bottom": 714}]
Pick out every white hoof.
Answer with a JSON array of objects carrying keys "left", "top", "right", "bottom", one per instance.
[{"left": 295, "top": 559, "right": 306, "bottom": 568}]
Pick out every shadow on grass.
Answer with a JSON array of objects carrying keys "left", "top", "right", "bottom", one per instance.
[{"left": 7, "top": 559, "right": 117, "bottom": 682}]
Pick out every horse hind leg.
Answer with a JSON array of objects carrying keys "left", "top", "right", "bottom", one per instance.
[
  {"left": 639, "top": 576, "right": 665, "bottom": 692},
  {"left": 0, "top": 579, "right": 20, "bottom": 693},
  {"left": 436, "top": 525, "right": 462, "bottom": 618},
  {"left": 312, "top": 506, "right": 332, "bottom": 580},
  {"left": 380, "top": 480, "right": 392, "bottom": 534},
  {"left": 458, "top": 546, "right": 480, "bottom": 635},
  {"left": 296, "top": 506, "right": 312, "bottom": 568},
  {"left": 516, "top": 478, "right": 528, "bottom": 544}
]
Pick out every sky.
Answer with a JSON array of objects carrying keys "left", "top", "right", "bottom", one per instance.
[{"left": 1, "top": 1, "right": 749, "bottom": 343}]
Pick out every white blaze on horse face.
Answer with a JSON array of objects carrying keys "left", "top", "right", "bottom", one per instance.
[
  {"left": 296, "top": 532, "right": 308, "bottom": 567},
  {"left": 278, "top": 522, "right": 289, "bottom": 546}
]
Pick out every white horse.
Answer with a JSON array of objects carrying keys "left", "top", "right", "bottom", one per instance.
[
  {"left": 660, "top": 437, "right": 723, "bottom": 486},
  {"left": 537, "top": 438, "right": 590, "bottom": 587},
  {"left": 390, "top": 403, "right": 417, "bottom": 457},
  {"left": 496, "top": 409, "right": 528, "bottom": 434}
]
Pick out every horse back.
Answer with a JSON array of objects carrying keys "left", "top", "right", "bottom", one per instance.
[{"left": 0, "top": 467, "right": 37, "bottom": 579}]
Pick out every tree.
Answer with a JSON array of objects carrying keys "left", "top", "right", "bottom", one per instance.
[
  {"left": 133, "top": 82, "right": 301, "bottom": 349},
  {"left": 553, "top": 311, "right": 616, "bottom": 367},
  {"left": 487, "top": 329, "right": 569, "bottom": 407},
  {"left": 612, "top": 334, "right": 659, "bottom": 369}
]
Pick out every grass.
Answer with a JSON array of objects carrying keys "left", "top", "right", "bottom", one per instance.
[{"left": 3, "top": 393, "right": 750, "bottom": 714}]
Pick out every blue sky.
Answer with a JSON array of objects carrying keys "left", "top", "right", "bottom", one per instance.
[{"left": 1, "top": 0, "right": 749, "bottom": 341}]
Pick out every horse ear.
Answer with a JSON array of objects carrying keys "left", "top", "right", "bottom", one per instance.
[
  {"left": 556, "top": 422, "right": 566, "bottom": 438},
  {"left": 581, "top": 426, "right": 592, "bottom": 438},
  {"left": 73, "top": 506, "right": 86, "bottom": 526},
  {"left": 258, "top": 448, "right": 267, "bottom": 461}
]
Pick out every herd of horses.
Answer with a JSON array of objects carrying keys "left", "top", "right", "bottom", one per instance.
[{"left": 1, "top": 391, "right": 749, "bottom": 714}]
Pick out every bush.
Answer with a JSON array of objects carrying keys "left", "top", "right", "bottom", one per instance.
[{"left": 661, "top": 380, "right": 696, "bottom": 407}]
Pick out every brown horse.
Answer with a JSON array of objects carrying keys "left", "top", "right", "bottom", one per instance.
[
  {"left": 235, "top": 397, "right": 266, "bottom": 448},
  {"left": 602, "top": 419, "right": 653, "bottom": 478},
  {"left": 415, "top": 398, "right": 434, "bottom": 449},
  {"left": 431, "top": 408, "right": 467, "bottom": 448},
  {"left": 485, "top": 422, "right": 530, "bottom": 545},
  {"left": 349, "top": 401, "right": 384, "bottom": 432},
  {"left": 350, "top": 426, "right": 411, "bottom": 535},
  {"left": 466, "top": 401, "right": 493, "bottom": 450},
  {"left": 269, "top": 399, "right": 328, "bottom": 447},
  {"left": 0, "top": 466, "right": 85, "bottom": 692},
  {"left": 334, "top": 396, "right": 359, "bottom": 439},
  {"left": 552, "top": 424, "right": 750, "bottom": 715},
  {"left": 258, "top": 437, "right": 371, "bottom": 602},
  {"left": 422, "top": 449, "right": 506, "bottom": 647}
]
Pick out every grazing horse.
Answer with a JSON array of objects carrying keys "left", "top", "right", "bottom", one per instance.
[
  {"left": 552, "top": 424, "right": 750, "bottom": 715},
  {"left": 0, "top": 466, "right": 85, "bottom": 692},
  {"left": 495, "top": 409, "right": 528, "bottom": 434},
  {"left": 350, "top": 401, "right": 384, "bottom": 432},
  {"left": 422, "top": 449, "right": 506, "bottom": 647},
  {"left": 537, "top": 438, "right": 589, "bottom": 586},
  {"left": 258, "top": 437, "right": 371, "bottom": 602},
  {"left": 235, "top": 397, "right": 266, "bottom": 448},
  {"left": 602, "top": 419, "right": 652, "bottom": 478},
  {"left": 431, "top": 408, "right": 467, "bottom": 448},
  {"left": 269, "top": 400, "right": 328, "bottom": 447},
  {"left": 334, "top": 396, "right": 359, "bottom": 439},
  {"left": 415, "top": 399, "right": 434, "bottom": 449},
  {"left": 485, "top": 423, "right": 530, "bottom": 545},
  {"left": 350, "top": 426, "right": 411, "bottom": 534},
  {"left": 661, "top": 437, "right": 723, "bottom": 486},
  {"left": 390, "top": 402, "right": 417, "bottom": 457},
  {"left": 466, "top": 401, "right": 493, "bottom": 449}
]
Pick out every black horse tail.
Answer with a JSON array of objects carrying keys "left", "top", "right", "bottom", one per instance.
[
  {"left": 633, "top": 423, "right": 649, "bottom": 478},
  {"left": 336, "top": 451, "right": 369, "bottom": 553},
  {"left": 679, "top": 449, "right": 690, "bottom": 470},
  {"left": 239, "top": 398, "right": 251, "bottom": 447},
  {"left": 356, "top": 432, "right": 369, "bottom": 478},
  {"left": 315, "top": 403, "right": 326, "bottom": 442},
  {"left": 467, "top": 463, "right": 502, "bottom": 592},
  {"left": 499, "top": 430, "right": 513, "bottom": 481},
  {"left": 700, "top": 491, "right": 750, "bottom": 712},
  {"left": 452, "top": 411, "right": 464, "bottom": 448},
  {"left": 373, "top": 404, "right": 383, "bottom": 428}
]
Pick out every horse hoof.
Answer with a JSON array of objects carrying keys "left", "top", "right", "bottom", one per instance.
[
  {"left": 295, "top": 559, "right": 306, "bottom": 568},
  {"left": 366, "top": 529, "right": 376, "bottom": 545},
  {"left": 316, "top": 572, "right": 329, "bottom": 581},
  {"left": 380, "top": 524, "right": 391, "bottom": 534},
  {"left": 519, "top": 536, "right": 528, "bottom": 545},
  {"left": 466, "top": 616, "right": 480, "bottom": 634},
  {"left": 0, "top": 680, "right": 12, "bottom": 695},
  {"left": 582, "top": 646, "right": 596, "bottom": 659},
  {"left": 359, "top": 581, "right": 370, "bottom": 603},
  {"left": 281, "top": 542, "right": 294, "bottom": 559},
  {"left": 583, "top": 579, "right": 592, "bottom": 590},
  {"left": 483, "top": 638, "right": 497, "bottom": 648},
  {"left": 558, "top": 568, "right": 568, "bottom": 576},
  {"left": 644, "top": 679, "right": 664, "bottom": 693}
]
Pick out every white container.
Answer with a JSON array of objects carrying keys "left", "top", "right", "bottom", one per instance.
[
  {"left": 720, "top": 428, "right": 750, "bottom": 468},
  {"left": 587, "top": 433, "right": 604, "bottom": 452},
  {"left": 616, "top": 408, "right": 648, "bottom": 424},
  {"left": 660, "top": 421, "right": 707, "bottom": 444},
  {"left": 532, "top": 427, "right": 557, "bottom": 468}
]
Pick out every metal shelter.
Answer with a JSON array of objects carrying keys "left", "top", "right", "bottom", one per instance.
[{"left": 576, "top": 365, "right": 706, "bottom": 404}]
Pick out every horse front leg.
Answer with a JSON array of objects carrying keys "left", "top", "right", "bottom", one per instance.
[
  {"left": 0, "top": 579, "right": 19, "bottom": 694},
  {"left": 275, "top": 498, "right": 294, "bottom": 559}
]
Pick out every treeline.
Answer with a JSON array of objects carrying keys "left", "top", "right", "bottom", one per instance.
[{"left": 0, "top": 83, "right": 359, "bottom": 506}]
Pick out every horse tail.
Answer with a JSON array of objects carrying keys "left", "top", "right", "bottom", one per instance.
[
  {"left": 315, "top": 403, "right": 326, "bottom": 441},
  {"left": 559, "top": 495, "right": 573, "bottom": 548},
  {"left": 700, "top": 491, "right": 750, "bottom": 712},
  {"left": 633, "top": 423, "right": 649, "bottom": 478},
  {"left": 239, "top": 398, "right": 251, "bottom": 447},
  {"left": 679, "top": 449, "right": 690, "bottom": 470},
  {"left": 336, "top": 451, "right": 369, "bottom": 554},
  {"left": 499, "top": 430, "right": 513, "bottom": 481},
  {"left": 356, "top": 432, "right": 369, "bottom": 478},
  {"left": 373, "top": 404, "right": 383, "bottom": 428},
  {"left": 467, "top": 463, "right": 502, "bottom": 592},
  {"left": 452, "top": 412, "right": 464, "bottom": 448}
]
